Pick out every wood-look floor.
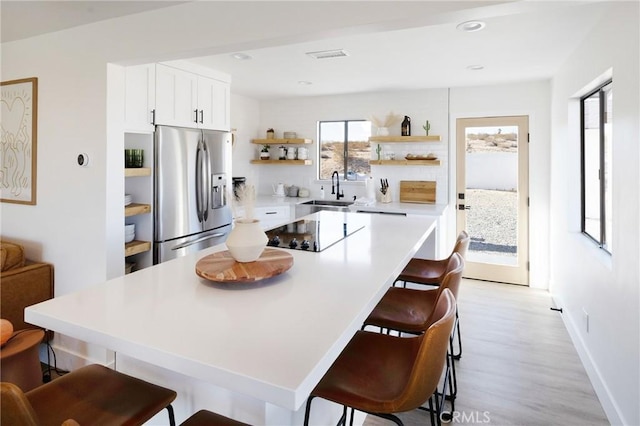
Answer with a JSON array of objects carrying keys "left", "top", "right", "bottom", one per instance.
[{"left": 364, "top": 279, "right": 610, "bottom": 426}]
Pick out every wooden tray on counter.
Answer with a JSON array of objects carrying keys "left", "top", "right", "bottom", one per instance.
[{"left": 195, "top": 248, "right": 293, "bottom": 283}]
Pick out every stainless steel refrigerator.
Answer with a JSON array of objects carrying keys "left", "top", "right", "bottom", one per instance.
[{"left": 154, "top": 125, "right": 232, "bottom": 264}]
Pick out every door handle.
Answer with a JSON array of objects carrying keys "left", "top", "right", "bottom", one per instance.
[
  {"left": 199, "top": 110, "right": 204, "bottom": 124},
  {"left": 172, "top": 233, "right": 226, "bottom": 250},
  {"left": 194, "top": 109, "right": 199, "bottom": 123}
]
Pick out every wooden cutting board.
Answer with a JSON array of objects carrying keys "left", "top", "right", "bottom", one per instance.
[
  {"left": 195, "top": 248, "right": 293, "bottom": 283},
  {"left": 399, "top": 180, "right": 436, "bottom": 204}
]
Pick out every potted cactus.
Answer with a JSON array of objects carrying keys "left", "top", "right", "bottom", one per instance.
[{"left": 422, "top": 120, "right": 431, "bottom": 136}]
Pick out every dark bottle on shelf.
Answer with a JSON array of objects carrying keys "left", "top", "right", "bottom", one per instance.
[{"left": 401, "top": 115, "right": 411, "bottom": 136}]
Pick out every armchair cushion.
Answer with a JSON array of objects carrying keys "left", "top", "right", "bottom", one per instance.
[{"left": 1, "top": 242, "right": 26, "bottom": 272}]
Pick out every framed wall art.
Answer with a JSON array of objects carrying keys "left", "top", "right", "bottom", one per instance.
[{"left": 1, "top": 77, "right": 38, "bottom": 205}]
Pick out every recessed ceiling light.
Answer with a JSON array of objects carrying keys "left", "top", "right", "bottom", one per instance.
[
  {"left": 298, "top": 80, "right": 313, "bottom": 85},
  {"left": 231, "top": 52, "right": 252, "bottom": 60},
  {"left": 456, "top": 20, "right": 486, "bottom": 32},
  {"left": 466, "top": 65, "right": 485, "bottom": 71}
]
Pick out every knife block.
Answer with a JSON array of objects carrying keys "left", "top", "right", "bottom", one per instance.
[{"left": 380, "top": 189, "right": 392, "bottom": 203}]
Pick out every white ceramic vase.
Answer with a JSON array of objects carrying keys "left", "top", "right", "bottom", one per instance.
[{"left": 226, "top": 219, "right": 268, "bottom": 262}]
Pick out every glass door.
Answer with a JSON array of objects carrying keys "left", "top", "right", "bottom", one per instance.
[{"left": 456, "top": 116, "right": 529, "bottom": 285}]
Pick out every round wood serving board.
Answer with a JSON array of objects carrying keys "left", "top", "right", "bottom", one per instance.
[{"left": 195, "top": 248, "right": 293, "bottom": 283}]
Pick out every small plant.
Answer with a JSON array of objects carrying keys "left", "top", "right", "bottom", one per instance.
[
  {"left": 376, "top": 144, "right": 382, "bottom": 160},
  {"left": 422, "top": 120, "right": 431, "bottom": 136},
  {"left": 261, "top": 144, "right": 270, "bottom": 152}
]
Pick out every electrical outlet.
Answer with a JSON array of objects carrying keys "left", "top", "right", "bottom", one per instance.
[{"left": 583, "top": 308, "right": 589, "bottom": 333}]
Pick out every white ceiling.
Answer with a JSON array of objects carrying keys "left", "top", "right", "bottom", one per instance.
[
  {"left": 1, "top": 1, "right": 610, "bottom": 101},
  {"left": 0, "top": 1, "right": 187, "bottom": 43}
]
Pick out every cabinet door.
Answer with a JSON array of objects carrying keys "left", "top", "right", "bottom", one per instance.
[
  {"left": 155, "top": 64, "right": 198, "bottom": 128},
  {"left": 254, "top": 206, "right": 291, "bottom": 230},
  {"left": 124, "top": 64, "right": 155, "bottom": 133},
  {"left": 198, "top": 76, "right": 230, "bottom": 131}
]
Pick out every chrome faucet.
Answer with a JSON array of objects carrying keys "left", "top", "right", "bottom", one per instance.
[{"left": 331, "top": 171, "right": 344, "bottom": 200}]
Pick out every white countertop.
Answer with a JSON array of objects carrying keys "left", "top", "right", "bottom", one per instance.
[
  {"left": 253, "top": 194, "right": 447, "bottom": 216},
  {"left": 26, "top": 211, "right": 436, "bottom": 411}
]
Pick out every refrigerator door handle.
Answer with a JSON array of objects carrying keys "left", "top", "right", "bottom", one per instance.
[
  {"left": 202, "top": 141, "right": 211, "bottom": 222},
  {"left": 195, "top": 140, "right": 204, "bottom": 223},
  {"left": 171, "top": 232, "right": 226, "bottom": 251}
]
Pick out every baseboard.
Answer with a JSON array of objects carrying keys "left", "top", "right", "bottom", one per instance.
[{"left": 550, "top": 292, "right": 625, "bottom": 425}]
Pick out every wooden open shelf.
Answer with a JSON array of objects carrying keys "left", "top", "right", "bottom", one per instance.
[
  {"left": 125, "top": 203, "right": 151, "bottom": 217},
  {"left": 252, "top": 138, "right": 312, "bottom": 145},
  {"left": 125, "top": 167, "right": 151, "bottom": 177},
  {"left": 250, "top": 159, "right": 312, "bottom": 165},
  {"left": 370, "top": 159, "right": 441, "bottom": 166},
  {"left": 125, "top": 240, "right": 151, "bottom": 257},
  {"left": 369, "top": 135, "right": 441, "bottom": 143}
]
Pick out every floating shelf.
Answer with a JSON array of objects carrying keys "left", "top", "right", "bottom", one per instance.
[
  {"left": 252, "top": 138, "right": 313, "bottom": 145},
  {"left": 125, "top": 167, "right": 151, "bottom": 177},
  {"left": 125, "top": 203, "right": 151, "bottom": 217},
  {"left": 125, "top": 240, "right": 151, "bottom": 257},
  {"left": 368, "top": 135, "right": 441, "bottom": 143},
  {"left": 250, "top": 159, "right": 312, "bottom": 165},
  {"left": 370, "top": 159, "right": 441, "bottom": 166}
]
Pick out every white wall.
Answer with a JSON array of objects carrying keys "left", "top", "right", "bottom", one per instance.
[
  {"left": 230, "top": 93, "right": 261, "bottom": 184},
  {"left": 253, "top": 89, "right": 450, "bottom": 203},
  {"left": 549, "top": 3, "right": 639, "bottom": 425},
  {"left": 449, "top": 80, "right": 551, "bottom": 289}
]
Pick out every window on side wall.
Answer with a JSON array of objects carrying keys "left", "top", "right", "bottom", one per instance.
[
  {"left": 581, "top": 80, "right": 612, "bottom": 253},
  {"left": 318, "top": 120, "right": 372, "bottom": 180}
]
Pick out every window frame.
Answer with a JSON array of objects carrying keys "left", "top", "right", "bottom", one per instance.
[
  {"left": 317, "top": 119, "right": 371, "bottom": 181},
  {"left": 580, "top": 79, "right": 612, "bottom": 253}
]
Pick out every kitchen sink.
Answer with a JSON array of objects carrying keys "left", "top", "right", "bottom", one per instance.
[
  {"left": 296, "top": 199, "right": 354, "bottom": 217},
  {"left": 300, "top": 200, "right": 354, "bottom": 207}
]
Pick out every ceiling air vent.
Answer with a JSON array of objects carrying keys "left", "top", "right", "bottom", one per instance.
[{"left": 306, "top": 49, "right": 349, "bottom": 60}]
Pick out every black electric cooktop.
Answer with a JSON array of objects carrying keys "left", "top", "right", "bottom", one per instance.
[{"left": 265, "top": 219, "right": 364, "bottom": 252}]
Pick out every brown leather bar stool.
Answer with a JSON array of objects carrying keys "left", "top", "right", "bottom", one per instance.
[
  {"left": 364, "top": 254, "right": 464, "bottom": 406},
  {"left": 396, "top": 231, "right": 469, "bottom": 288},
  {"left": 0, "top": 329, "right": 45, "bottom": 392},
  {"left": 304, "top": 289, "right": 456, "bottom": 426},
  {"left": 395, "top": 231, "right": 469, "bottom": 361},
  {"left": 1, "top": 364, "right": 177, "bottom": 426},
  {"left": 181, "top": 409, "right": 250, "bottom": 426}
]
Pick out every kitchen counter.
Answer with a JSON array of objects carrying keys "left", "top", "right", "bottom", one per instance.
[
  {"left": 350, "top": 201, "right": 447, "bottom": 216},
  {"left": 26, "top": 211, "right": 436, "bottom": 425},
  {"left": 253, "top": 194, "right": 447, "bottom": 215}
]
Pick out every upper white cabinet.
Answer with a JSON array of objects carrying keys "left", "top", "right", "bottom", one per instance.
[
  {"left": 155, "top": 63, "right": 198, "bottom": 128},
  {"left": 198, "top": 76, "right": 230, "bottom": 131},
  {"left": 155, "top": 64, "right": 230, "bottom": 131},
  {"left": 124, "top": 64, "right": 156, "bottom": 133}
]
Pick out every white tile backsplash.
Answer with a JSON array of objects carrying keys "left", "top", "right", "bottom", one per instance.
[{"left": 232, "top": 88, "right": 450, "bottom": 203}]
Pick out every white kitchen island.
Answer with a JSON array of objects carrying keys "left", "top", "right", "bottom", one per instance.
[{"left": 26, "top": 211, "right": 437, "bottom": 425}]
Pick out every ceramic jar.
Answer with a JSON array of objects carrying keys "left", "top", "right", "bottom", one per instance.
[
  {"left": 287, "top": 185, "right": 299, "bottom": 197},
  {"left": 297, "top": 147, "right": 308, "bottom": 160},
  {"left": 226, "top": 219, "right": 268, "bottom": 262},
  {"left": 286, "top": 147, "right": 297, "bottom": 160}
]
